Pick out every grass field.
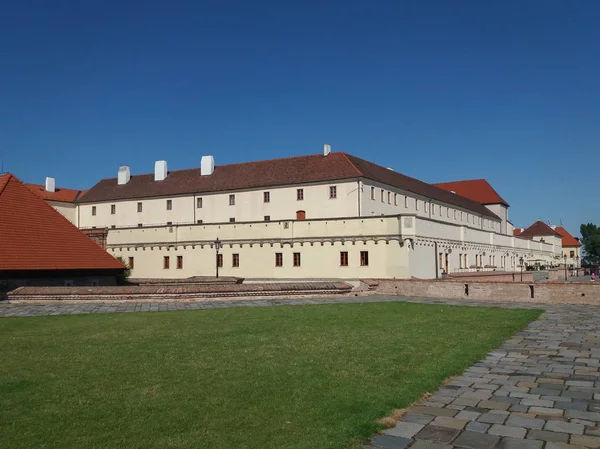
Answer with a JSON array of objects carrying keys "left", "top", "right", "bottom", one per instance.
[{"left": 0, "top": 301, "right": 541, "bottom": 449}]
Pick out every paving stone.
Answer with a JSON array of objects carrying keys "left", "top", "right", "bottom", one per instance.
[
  {"left": 453, "top": 431, "right": 500, "bottom": 449},
  {"left": 384, "top": 421, "right": 424, "bottom": 439},
  {"left": 521, "top": 398, "right": 555, "bottom": 407},
  {"left": 410, "top": 406, "right": 458, "bottom": 418},
  {"left": 563, "top": 391, "right": 594, "bottom": 400},
  {"left": 478, "top": 413, "right": 508, "bottom": 424},
  {"left": 479, "top": 400, "right": 512, "bottom": 411},
  {"left": 544, "top": 421, "right": 585, "bottom": 435},
  {"left": 539, "top": 379, "right": 565, "bottom": 385},
  {"left": 454, "top": 397, "right": 484, "bottom": 407},
  {"left": 567, "top": 410, "right": 600, "bottom": 421},
  {"left": 510, "top": 404, "right": 530, "bottom": 413},
  {"left": 529, "top": 407, "right": 564, "bottom": 417},
  {"left": 414, "top": 425, "right": 460, "bottom": 443},
  {"left": 498, "top": 437, "right": 543, "bottom": 449},
  {"left": 531, "top": 387, "right": 564, "bottom": 395},
  {"left": 489, "top": 425, "right": 527, "bottom": 438},
  {"left": 545, "top": 442, "right": 586, "bottom": 449},
  {"left": 570, "top": 435, "right": 600, "bottom": 448},
  {"left": 518, "top": 382, "right": 539, "bottom": 388},
  {"left": 506, "top": 416, "right": 546, "bottom": 430},
  {"left": 527, "top": 430, "right": 570, "bottom": 442},
  {"left": 567, "top": 381, "right": 596, "bottom": 388},
  {"left": 431, "top": 416, "right": 469, "bottom": 430},
  {"left": 408, "top": 441, "right": 453, "bottom": 449},
  {"left": 456, "top": 411, "right": 482, "bottom": 421},
  {"left": 403, "top": 413, "right": 435, "bottom": 425},
  {"left": 466, "top": 422, "right": 490, "bottom": 433},
  {"left": 554, "top": 401, "right": 590, "bottom": 411},
  {"left": 369, "top": 435, "right": 411, "bottom": 449}
]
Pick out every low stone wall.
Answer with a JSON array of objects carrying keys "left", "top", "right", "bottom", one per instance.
[
  {"left": 369, "top": 279, "right": 600, "bottom": 305},
  {"left": 449, "top": 271, "right": 535, "bottom": 282}
]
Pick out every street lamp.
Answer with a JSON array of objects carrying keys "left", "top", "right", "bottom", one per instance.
[
  {"left": 563, "top": 253, "right": 568, "bottom": 281},
  {"left": 215, "top": 237, "right": 221, "bottom": 279},
  {"left": 576, "top": 256, "right": 580, "bottom": 277},
  {"left": 519, "top": 256, "right": 524, "bottom": 281}
]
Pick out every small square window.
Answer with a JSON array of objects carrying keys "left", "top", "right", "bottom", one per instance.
[
  {"left": 329, "top": 186, "right": 337, "bottom": 199},
  {"left": 177, "top": 255, "right": 183, "bottom": 269},
  {"left": 297, "top": 189, "right": 304, "bottom": 201},
  {"left": 229, "top": 218, "right": 235, "bottom": 223},
  {"left": 371, "top": 187, "right": 375, "bottom": 200},
  {"left": 111, "top": 225, "right": 116, "bottom": 229},
  {"left": 360, "top": 251, "right": 369, "bottom": 266},
  {"left": 137, "top": 202, "right": 142, "bottom": 213},
  {"left": 216, "top": 254, "right": 223, "bottom": 268},
  {"left": 167, "top": 221, "right": 172, "bottom": 225},
  {"left": 137, "top": 223, "right": 142, "bottom": 227},
  {"left": 264, "top": 215, "right": 270, "bottom": 222},
  {"left": 264, "top": 192, "right": 270, "bottom": 203},
  {"left": 232, "top": 254, "right": 240, "bottom": 267},
  {"left": 197, "top": 219, "right": 203, "bottom": 224},
  {"left": 197, "top": 198, "right": 203, "bottom": 208},
  {"left": 166, "top": 200, "right": 172, "bottom": 210},
  {"left": 275, "top": 253, "right": 283, "bottom": 267},
  {"left": 293, "top": 252, "right": 301, "bottom": 267},
  {"left": 128, "top": 257, "right": 134, "bottom": 269},
  {"left": 111, "top": 204, "right": 116, "bottom": 215},
  {"left": 163, "top": 256, "right": 170, "bottom": 269},
  {"left": 229, "top": 194, "right": 235, "bottom": 205},
  {"left": 92, "top": 206, "right": 96, "bottom": 216},
  {"left": 340, "top": 251, "right": 348, "bottom": 266}
]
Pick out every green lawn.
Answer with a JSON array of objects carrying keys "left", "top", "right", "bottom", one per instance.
[{"left": 0, "top": 302, "right": 541, "bottom": 449}]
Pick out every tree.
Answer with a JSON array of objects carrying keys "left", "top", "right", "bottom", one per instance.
[
  {"left": 580, "top": 223, "right": 600, "bottom": 266},
  {"left": 115, "top": 256, "right": 132, "bottom": 285}
]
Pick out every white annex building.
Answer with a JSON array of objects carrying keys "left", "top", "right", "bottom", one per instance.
[{"left": 32, "top": 146, "right": 562, "bottom": 279}]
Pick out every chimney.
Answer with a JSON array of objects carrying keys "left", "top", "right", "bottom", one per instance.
[
  {"left": 324, "top": 144, "right": 331, "bottom": 156},
  {"left": 201, "top": 156, "right": 214, "bottom": 176},
  {"left": 118, "top": 166, "right": 131, "bottom": 185},
  {"left": 45, "top": 177, "right": 55, "bottom": 193},
  {"left": 450, "top": 190, "right": 456, "bottom": 194},
  {"left": 154, "top": 160, "right": 167, "bottom": 181},
  {"left": 386, "top": 167, "right": 394, "bottom": 171}
]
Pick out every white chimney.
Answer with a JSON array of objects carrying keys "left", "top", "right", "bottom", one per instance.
[
  {"left": 521, "top": 228, "right": 524, "bottom": 232},
  {"left": 45, "top": 177, "right": 55, "bottom": 193},
  {"left": 118, "top": 166, "right": 131, "bottom": 185},
  {"left": 324, "top": 144, "right": 331, "bottom": 156},
  {"left": 201, "top": 155, "right": 214, "bottom": 176},
  {"left": 386, "top": 167, "right": 394, "bottom": 171},
  {"left": 154, "top": 160, "right": 168, "bottom": 181},
  {"left": 450, "top": 190, "right": 456, "bottom": 194}
]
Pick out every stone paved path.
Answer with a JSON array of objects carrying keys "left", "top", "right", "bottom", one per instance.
[{"left": 3, "top": 295, "right": 600, "bottom": 449}]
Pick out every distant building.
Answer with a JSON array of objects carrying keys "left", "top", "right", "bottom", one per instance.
[
  {"left": 25, "top": 177, "right": 87, "bottom": 226},
  {"left": 554, "top": 227, "right": 582, "bottom": 268},
  {"left": 0, "top": 174, "right": 124, "bottom": 290},
  {"left": 512, "top": 221, "right": 564, "bottom": 268}
]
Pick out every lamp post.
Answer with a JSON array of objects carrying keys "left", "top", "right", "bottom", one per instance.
[
  {"left": 519, "top": 256, "right": 524, "bottom": 281},
  {"left": 215, "top": 237, "right": 221, "bottom": 279},
  {"left": 563, "top": 253, "right": 568, "bottom": 281},
  {"left": 576, "top": 256, "right": 580, "bottom": 277}
]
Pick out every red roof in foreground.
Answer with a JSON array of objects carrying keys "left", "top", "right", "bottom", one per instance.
[
  {"left": 433, "top": 179, "right": 509, "bottom": 207},
  {"left": 555, "top": 226, "right": 581, "bottom": 247},
  {"left": 513, "top": 229, "right": 523, "bottom": 236},
  {"left": 518, "top": 220, "right": 562, "bottom": 239},
  {"left": 0, "top": 174, "right": 124, "bottom": 271},
  {"left": 24, "top": 183, "right": 87, "bottom": 203}
]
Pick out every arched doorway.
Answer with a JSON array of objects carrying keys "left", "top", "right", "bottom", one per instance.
[{"left": 296, "top": 210, "right": 306, "bottom": 220}]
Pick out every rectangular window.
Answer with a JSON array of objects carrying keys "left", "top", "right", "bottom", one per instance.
[
  {"left": 229, "top": 194, "right": 235, "bottom": 205},
  {"left": 432, "top": 204, "right": 435, "bottom": 215},
  {"left": 177, "top": 256, "right": 183, "bottom": 269},
  {"left": 371, "top": 187, "right": 375, "bottom": 200},
  {"left": 166, "top": 199, "right": 172, "bottom": 210},
  {"left": 340, "top": 251, "right": 348, "bottom": 266},
  {"left": 465, "top": 254, "right": 468, "bottom": 267},
  {"left": 297, "top": 189, "right": 304, "bottom": 201},
  {"left": 381, "top": 189, "right": 384, "bottom": 202},
  {"left": 570, "top": 250, "right": 575, "bottom": 258},
  {"left": 137, "top": 202, "right": 142, "bottom": 213},
  {"left": 329, "top": 186, "right": 337, "bottom": 199},
  {"left": 128, "top": 257, "right": 134, "bottom": 269},
  {"left": 360, "top": 251, "right": 369, "bottom": 266},
  {"left": 404, "top": 196, "right": 408, "bottom": 208},
  {"left": 425, "top": 202, "right": 429, "bottom": 213},
  {"left": 163, "top": 256, "right": 170, "bottom": 269},
  {"left": 416, "top": 200, "right": 419, "bottom": 211},
  {"left": 232, "top": 254, "right": 239, "bottom": 267},
  {"left": 197, "top": 220, "right": 203, "bottom": 224},
  {"left": 263, "top": 192, "right": 270, "bottom": 203},
  {"left": 387, "top": 192, "right": 391, "bottom": 204},
  {"left": 229, "top": 218, "right": 235, "bottom": 223},
  {"left": 92, "top": 206, "right": 96, "bottom": 216},
  {"left": 459, "top": 254, "right": 463, "bottom": 269},
  {"left": 167, "top": 221, "right": 172, "bottom": 225},
  {"left": 293, "top": 252, "right": 301, "bottom": 267},
  {"left": 461, "top": 211, "right": 464, "bottom": 221},
  {"left": 111, "top": 204, "right": 116, "bottom": 215},
  {"left": 394, "top": 193, "right": 398, "bottom": 206},
  {"left": 454, "top": 210, "right": 457, "bottom": 220},
  {"left": 197, "top": 197, "right": 203, "bottom": 208},
  {"left": 447, "top": 208, "right": 451, "bottom": 218},
  {"left": 217, "top": 253, "right": 223, "bottom": 268},
  {"left": 138, "top": 223, "right": 142, "bottom": 227},
  {"left": 275, "top": 253, "right": 283, "bottom": 267},
  {"left": 439, "top": 253, "right": 443, "bottom": 269},
  {"left": 264, "top": 215, "right": 270, "bottom": 222}
]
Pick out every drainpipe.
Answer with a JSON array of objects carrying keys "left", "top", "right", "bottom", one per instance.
[
  {"left": 357, "top": 179, "right": 362, "bottom": 216},
  {"left": 434, "top": 241, "right": 439, "bottom": 279}
]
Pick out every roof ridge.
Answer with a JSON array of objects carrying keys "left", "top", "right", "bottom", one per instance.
[
  {"left": 340, "top": 152, "right": 363, "bottom": 176},
  {"left": 0, "top": 173, "right": 13, "bottom": 196}
]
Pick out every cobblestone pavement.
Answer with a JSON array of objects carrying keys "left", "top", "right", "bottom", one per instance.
[{"left": 3, "top": 295, "right": 600, "bottom": 449}]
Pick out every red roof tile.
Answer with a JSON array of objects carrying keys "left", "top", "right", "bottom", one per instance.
[
  {"left": 24, "top": 183, "right": 87, "bottom": 203},
  {"left": 0, "top": 174, "right": 124, "bottom": 271},
  {"left": 555, "top": 226, "right": 581, "bottom": 247},
  {"left": 513, "top": 229, "right": 523, "bottom": 236},
  {"left": 433, "top": 179, "right": 509, "bottom": 207},
  {"left": 80, "top": 152, "right": 499, "bottom": 219},
  {"left": 518, "top": 220, "right": 562, "bottom": 239}
]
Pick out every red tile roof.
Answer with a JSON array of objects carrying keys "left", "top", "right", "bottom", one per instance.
[
  {"left": 518, "top": 220, "right": 562, "bottom": 239},
  {"left": 24, "top": 183, "right": 87, "bottom": 203},
  {"left": 513, "top": 229, "right": 523, "bottom": 236},
  {"left": 433, "top": 179, "right": 509, "bottom": 207},
  {"left": 555, "top": 226, "right": 581, "bottom": 247},
  {"left": 0, "top": 174, "right": 124, "bottom": 271},
  {"left": 80, "top": 152, "right": 499, "bottom": 219}
]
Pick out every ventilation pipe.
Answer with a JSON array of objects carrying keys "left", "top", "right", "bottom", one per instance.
[
  {"left": 324, "top": 144, "right": 331, "bottom": 156},
  {"left": 201, "top": 156, "right": 214, "bottom": 176},
  {"left": 118, "top": 166, "right": 131, "bottom": 185},
  {"left": 154, "top": 160, "right": 168, "bottom": 181},
  {"left": 45, "top": 177, "right": 55, "bottom": 193}
]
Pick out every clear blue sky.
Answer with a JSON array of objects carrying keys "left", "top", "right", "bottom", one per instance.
[{"left": 2, "top": 1, "right": 598, "bottom": 235}]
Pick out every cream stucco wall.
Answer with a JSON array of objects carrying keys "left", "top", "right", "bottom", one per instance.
[
  {"left": 48, "top": 201, "right": 78, "bottom": 226},
  {"left": 562, "top": 245, "right": 581, "bottom": 267},
  {"left": 485, "top": 204, "right": 509, "bottom": 235}
]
